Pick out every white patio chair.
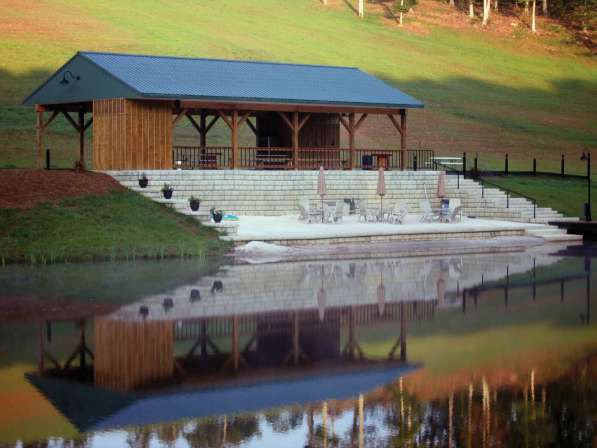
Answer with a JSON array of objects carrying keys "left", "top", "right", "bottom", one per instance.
[
  {"left": 298, "top": 197, "right": 321, "bottom": 223},
  {"left": 323, "top": 201, "right": 336, "bottom": 223},
  {"left": 419, "top": 200, "right": 440, "bottom": 222},
  {"left": 447, "top": 198, "right": 463, "bottom": 222},
  {"left": 357, "top": 199, "right": 372, "bottom": 222},
  {"left": 388, "top": 201, "right": 409, "bottom": 224},
  {"left": 333, "top": 201, "right": 348, "bottom": 223}
]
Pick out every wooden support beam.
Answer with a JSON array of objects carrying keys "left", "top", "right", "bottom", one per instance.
[
  {"left": 400, "top": 301, "right": 407, "bottom": 361},
  {"left": 185, "top": 113, "right": 202, "bottom": 134},
  {"left": 44, "top": 111, "right": 59, "bottom": 130},
  {"left": 78, "top": 110, "right": 85, "bottom": 168},
  {"left": 83, "top": 117, "right": 93, "bottom": 131},
  {"left": 400, "top": 109, "right": 407, "bottom": 171},
  {"left": 237, "top": 110, "right": 252, "bottom": 127},
  {"left": 217, "top": 110, "right": 233, "bottom": 129},
  {"left": 200, "top": 112, "right": 207, "bottom": 148},
  {"left": 205, "top": 115, "right": 219, "bottom": 133},
  {"left": 172, "top": 109, "right": 188, "bottom": 126},
  {"left": 338, "top": 114, "right": 349, "bottom": 132},
  {"left": 298, "top": 113, "right": 312, "bottom": 131},
  {"left": 38, "top": 322, "right": 45, "bottom": 372},
  {"left": 36, "top": 109, "right": 44, "bottom": 169},
  {"left": 231, "top": 110, "right": 239, "bottom": 168},
  {"left": 387, "top": 114, "right": 402, "bottom": 135},
  {"left": 79, "top": 319, "right": 86, "bottom": 370},
  {"left": 245, "top": 117, "right": 257, "bottom": 136},
  {"left": 349, "top": 113, "right": 355, "bottom": 169},
  {"left": 61, "top": 111, "right": 81, "bottom": 132},
  {"left": 277, "top": 111, "right": 294, "bottom": 131},
  {"left": 354, "top": 113, "right": 368, "bottom": 131},
  {"left": 232, "top": 316, "right": 239, "bottom": 372},
  {"left": 292, "top": 111, "right": 299, "bottom": 169}
]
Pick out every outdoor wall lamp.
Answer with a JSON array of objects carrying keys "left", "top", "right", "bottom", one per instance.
[{"left": 59, "top": 70, "right": 80, "bottom": 85}]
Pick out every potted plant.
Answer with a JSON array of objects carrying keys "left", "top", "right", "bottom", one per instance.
[
  {"left": 210, "top": 207, "right": 223, "bottom": 223},
  {"left": 138, "top": 173, "right": 149, "bottom": 188},
  {"left": 189, "top": 195, "right": 200, "bottom": 211},
  {"left": 162, "top": 183, "right": 173, "bottom": 199}
]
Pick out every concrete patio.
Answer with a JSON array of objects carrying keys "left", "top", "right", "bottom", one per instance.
[{"left": 220, "top": 214, "right": 579, "bottom": 245}]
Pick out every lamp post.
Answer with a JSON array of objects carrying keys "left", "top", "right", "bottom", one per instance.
[{"left": 581, "top": 152, "right": 591, "bottom": 221}]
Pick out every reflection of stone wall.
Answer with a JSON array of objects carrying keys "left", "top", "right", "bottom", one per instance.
[{"left": 110, "top": 246, "right": 562, "bottom": 322}]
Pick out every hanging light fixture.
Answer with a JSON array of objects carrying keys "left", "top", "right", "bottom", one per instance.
[{"left": 59, "top": 70, "right": 80, "bottom": 85}]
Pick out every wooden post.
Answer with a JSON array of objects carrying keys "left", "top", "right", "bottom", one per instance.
[
  {"left": 400, "top": 302, "right": 407, "bottom": 362},
  {"left": 79, "top": 319, "right": 86, "bottom": 370},
  {"left": 78, "top": 109, "right": 85, "bottom": 168},
  {"left": 231, "top": 110, "right": 238, "bottom": 169},
  {"left": 400, "top": 109, "right": 407, "bottom": 171},
  {"left": 232, "top": 316, "right": 239, "bottom": 372},
  {"left": 38, "top": 322, "right": 45, "bottom": 373},
  {"left": 36, "top": 106, "right": 44, "bottom": 169},
  {"left": 349, "top": 113, "right": 355, "bottom": 169},
  {"left": 200, "top": 111, "right": 207, "bottom": 149},
  {"left": 293, "top": 311, "right": 300, "bottom": 365},
  {"left": 293, "top": 111, "right": 299, "bottom": 169}
]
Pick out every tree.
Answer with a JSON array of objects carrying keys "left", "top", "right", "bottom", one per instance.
[
  {"left": 531, "top": 0, "right": 537, "bottom": 31},
  {"left": 358, "top": 0, "right": 364, "bottom": 17},
  {"left": 392, "top": 0, "right": 418, "bottom": 25},
  {"left": 482, "top": 0, "right": 491, "bottom": 25},
  {"left": 469, "top": 0, "right": 475, "bottom": 18}
]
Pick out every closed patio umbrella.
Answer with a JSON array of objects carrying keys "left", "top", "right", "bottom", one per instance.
[
  {"left": 377, "top": 277, "right": 386, "bottom": 317},
  {"left": 377, "top": 167, "right": 386, "bottom": 220},
  {"left": 317, "top": 166, "right": 327, "bottom": 223},
  {"left": 437, "top": 172, "right": 446, "bottom": 199}
]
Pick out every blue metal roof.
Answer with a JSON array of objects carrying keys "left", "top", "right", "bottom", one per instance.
[{"left": 24, "top": 51, "right": 424, "bottom": 109}]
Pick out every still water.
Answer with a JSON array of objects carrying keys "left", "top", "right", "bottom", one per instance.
[{"left": 0, "top": 243, "right": 595, "bottom": 447}]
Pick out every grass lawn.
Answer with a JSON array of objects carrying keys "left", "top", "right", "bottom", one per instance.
[
  {"left": 1, "top": 0, "right": 595, "bottom": 169},
  {"left": 0, "top": 190, "right": 230, "bottom": 264},
  {"left": 481, "top": 174, "right": 597, "bottom": 218}
]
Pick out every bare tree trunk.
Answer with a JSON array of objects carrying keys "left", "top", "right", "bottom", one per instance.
[
  {"left": 494, "top": 0, "right": 498, "bottom": 11},
  {"left": 524, "top": 0, "right": 529, "bottom": 15},
  {"left": 450, "top": 0, "right": 455, "bottom": 6},
  {"left": 542, "top": 0, "right": 548, "bottom": 16},
  {"left": 322, "top": 0, "right": 327, "bottom": 4},
  {"left": 469, "top": 0, "right": 474, "bottom": 17},
  {"left": 358, "top": 0, "right": 364, "bottom": 17},
  {"left": 482, "top": 0, "right": 490, "bottom": 25},
  {"left": 531, "top": 0, "right": 536, "bottom": 32},
  {"left": 399, "top": 0, "right": 404, "bottom": 25}
]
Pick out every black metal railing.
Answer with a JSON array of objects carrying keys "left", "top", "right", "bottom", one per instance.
[{"left": 173, "top": 146, "right": 436, "bottom": 171}]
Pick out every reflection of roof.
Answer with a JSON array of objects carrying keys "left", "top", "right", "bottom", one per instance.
[
  {"left": 0, "top": 296, "right": 116, "bottom": 323},
  {"left": 28, "top": 362, "right": 417, "bottom": 431}
]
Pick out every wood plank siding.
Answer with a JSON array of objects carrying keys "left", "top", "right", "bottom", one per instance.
[
  {"left": 93, "top": 98, "right": 173, "bottom": 170},
  {"left": 94, "top": 318, "right": 174, "bottom": 392}
]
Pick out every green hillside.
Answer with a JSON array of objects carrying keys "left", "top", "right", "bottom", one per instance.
[{"left": 1, "top": 0, "right": 596, "bottom": 171}]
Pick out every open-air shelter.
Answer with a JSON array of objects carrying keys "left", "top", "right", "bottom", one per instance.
[{"left": 24, "top": 51, "right": 425, "bottom": 171}]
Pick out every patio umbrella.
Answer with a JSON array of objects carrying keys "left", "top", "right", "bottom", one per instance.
[
  {"left": 317, "top": 166, "right": 327, "bottom": 223},
  {"left": 377, "top": 274, "right": 386, "bottom": 317},
  {"left": 437, "top": 172, "right": 446, "bottom": 198},
  {"left": 436, "top": 275, "right": 446, "bottom": 305},
  {"left": 377, "top": 167, "right": 386, "bottom": 219}
]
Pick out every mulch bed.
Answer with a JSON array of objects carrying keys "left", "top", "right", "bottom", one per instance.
[{"left": 0, "top": 169, "right": 125, "bottom": 209}]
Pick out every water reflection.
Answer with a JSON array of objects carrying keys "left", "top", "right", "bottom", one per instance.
[{"left": 0, "top": 243, "right": 596, "bottom": 447}]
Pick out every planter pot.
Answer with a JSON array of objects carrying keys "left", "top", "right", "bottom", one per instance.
[
  {"left": 163, "top": 189, "right": 173, "bottom": 199},
  {"left": 138, "top": 178, "right": 148, "bottom": 188},
  {"left": 190, "top": 200, "right": 200, "bottom": 211},
  {"left": 211, "top": 208, "right": 223, "bottom": 223}
]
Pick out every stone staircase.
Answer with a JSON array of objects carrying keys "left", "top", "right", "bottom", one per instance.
[{"left": 106, "top": 170, "right": 580, "bottom": 240}]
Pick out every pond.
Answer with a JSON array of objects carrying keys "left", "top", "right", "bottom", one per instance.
[{"left": 0, "top": 242, "right": 595, "bottom": 447}]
